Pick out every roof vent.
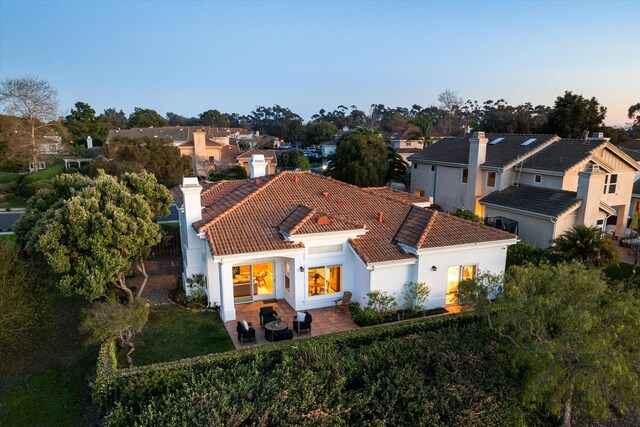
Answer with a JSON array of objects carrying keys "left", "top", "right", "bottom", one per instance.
[
  {"left": 322, "top": 191, "right": 330, "bottom": 198},
  {"left": 317, "top": 216, "right": 330, "bottom": 225},
  {"left": 294, "top": 175, "right": 300, "bottom": 184}
]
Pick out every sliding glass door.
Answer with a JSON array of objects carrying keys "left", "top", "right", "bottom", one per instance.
[{"left": 232, "top": 262, "right": 274, "bottom": 302}]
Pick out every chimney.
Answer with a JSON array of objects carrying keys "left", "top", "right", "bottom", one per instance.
[
  {"left": 193, "top": 130, "right": 206, "bottom": 159},
  {"left": 86, "top": 135, "right": 93, "bottom": 149},
  {"left": 181, "top": 177, "right": 203, "bottom": 227},
  {"left": 250, "top": 154, "right": 268, "bottom": 178},
  {"left": 463, "top": 131, "right": 489, "bottom": 214},
  {"left": 576, "top": 164, "right": 605, "bottom": 227},
  {"left": 582, "top": 130, "right": 590, "bottom": 142}
]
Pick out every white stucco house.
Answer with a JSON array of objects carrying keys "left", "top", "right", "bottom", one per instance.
[
  {"left": 175, "top": 154, "right": 518, "bottom": 321},
  {"left": 409, "top": 131, "right": 640, "bottom": 247}
]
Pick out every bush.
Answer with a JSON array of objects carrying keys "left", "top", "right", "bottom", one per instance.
[
  {"left": 24, "top": 180, "right": 54, "bottom": 197},
  {"left": 402, "top": 281, "right": 430, "bottom": 314},
  {"left": 506, "top": 242, "right": 558, "bottom": 268},
  {"left": 208, "top": 165, "right": 248, "bottom": 181},
  {"left": 365, "top": 290, "right": 397, "bottom": 319},
  {"left": 353, "top": 307, "right": 383, "bottom": 326},
  {"left": 172, "top": 276, "right": 207, "bottom": 309},
  {"left": 21, "top": 161, "right": 64, "bottom": 187},
  {"left": 448, "top": 206, "right": 483, "bottom": 223},
  {"left": 92, "top": 314, "right": 533, "bottom": 426}
]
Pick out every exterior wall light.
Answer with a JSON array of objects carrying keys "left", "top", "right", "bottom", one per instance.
[
  {"left": 431, "top": 266, "right": 438, "bottom": 271},
  {"left": 299, "top": 266, "right": 305, "bottom": 272}
]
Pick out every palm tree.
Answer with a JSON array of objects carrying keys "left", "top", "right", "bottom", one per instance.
[
  {"left": 410, "top": 114, "right": 433, "bottom": 147},
  {"left": 552, "top": 225, "right": 619, "bottom": 268}
]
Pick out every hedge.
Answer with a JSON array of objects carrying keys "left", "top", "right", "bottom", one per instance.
[
  {"left": 92, "top": 313, "right": 534, "bottom": 425},
  {"left": 20, "top": 161, "right": 64, "bottom": 186}
]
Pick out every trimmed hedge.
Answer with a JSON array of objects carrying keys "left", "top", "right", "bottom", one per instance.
[
  {"left": 20, "top": 161, "right": 64, "bottom": 186},
  {"left": 93, "top": 314, "right": 533, "bottom": 426}
]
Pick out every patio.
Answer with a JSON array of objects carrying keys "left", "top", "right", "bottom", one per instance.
[{"left": 224, "top": 299, "right": 358, "bottom": 349}]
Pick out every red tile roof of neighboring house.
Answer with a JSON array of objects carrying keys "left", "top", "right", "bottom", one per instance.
[
  {"left": 235, "top": 149, "right": 277, "bottom": 161},
  {"left": 177, "top": 172, "right": 515, "bottom": 263}
]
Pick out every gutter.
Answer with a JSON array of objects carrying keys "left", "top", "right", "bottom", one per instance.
[{"left": 480, "top": 201, "right": 581, "bottom": 221}]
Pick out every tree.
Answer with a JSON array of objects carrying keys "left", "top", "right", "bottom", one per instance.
[
  {"left": 100, "top": 136, "right": 193, "bottom": 187},
  {"left": 166, "top": 112, "right": 200, "bottom": 126},
  {"left": 448, "top": 207, "right": 483, "bottom": 223},
  {"left": 467, "top": 263, "right": 640, "bottom": 426},
  {"left": 628, "top": 102, "right": 640, "bottom": 128},
  {"left": 208, "top": 164, "right": 248, "bottom": 181},
  {"left": 410, "top": 114, "right": 433, "bottom": 146},
  {"left": 438, "top": 89, "right": 463, "bottom": 111},
  {"left": 325, "top": 127, "right": 388, "bottom": 187},
  {"left": 546, "top": 91, "right": 607, "bottom": 138},
  {"left": 199, "top": 109, "right": 230, "bottom": 127},
  {"left": 98, "top": 108, "right": 128, "bottom": 130},
  {"left": 14, "top": 172, "right": 172, "bottom": 303},
  {"left": 304, "top": 121, "right": 337, "bottom": 147},
  {"left": 386, "top": 145, "right": 408, "bottom": 183},
  {"left": 553, "top": 225, "right": 619, "bottom": 267},
  {"left": 278, "top": 149, "right": 310, "bottom": 171},
  {"left": 0, "top": 240, "right": 48, "bottom": 355},
  {"left": 65, "top": 101, "right": 106, "bottom": 144},
  {"left": 128, "top": 107, "right": 168, "bottom": 128},
  {"left": 0, "top": 77, "right": 59, "bottom": 167},
  {"left": 81, "top": 298, "right": 148, "bottom": 367}
]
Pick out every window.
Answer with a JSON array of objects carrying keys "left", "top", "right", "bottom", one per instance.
[
  {"left": 415, "top": 189, "right": 425, "bottom": 198},
  {"left": 308, "top": 265, "right": 342, "bottom": 297},
  {"left": 232, "top": 262, "right": 274, "bottom": 301},
  {"left": 461, "top": 168, "right": 469, "bottom": 184},
  {"left": 520, "top": 138, "right": 537, "bottom": 146},
  {"left": 446, "top": 265, "right": 476, "bottom": 305},
  {"left": 488, "top": 137, "right": 504, "bottom": 145},
  {"left": 487, "top": 171, "right": 496, "bottom": 187},
  {"left": 413, "top": 163, "right": 418, "bottom": 169},
  {"left": 208, "top": 156, "right": 216, "bottom": 162},
  {"left": 603, "top": 174, "right": 618, "bottom": 194},
  {"left": 534, "top": 174, "right": 542, "bottom": 184},
  {"left": 284, "top": 260, "right": 291, "bottom": 292}
]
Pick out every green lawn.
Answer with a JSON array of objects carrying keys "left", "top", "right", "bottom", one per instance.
[
  {"left": 0, "top": 233, "right": 16, "bottom": 241},
  {"left": 132, "top": 304, "right": 234, "bottom": 366},
  {"left": 0, "top": 295, "right": 99, "bottom": 427},
  {"left": 0, "top": 172, "right": 20, "bottom": 184},
  {"left": 604, "top": 262, "right": 635, "bottom": 281},
  {"left": 0, "top": 198, "right": 28, "bottom": 209}
]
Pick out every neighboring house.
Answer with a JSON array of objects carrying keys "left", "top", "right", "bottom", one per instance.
[
  {"left": 409, "top": 131, "right": 639, "bottom": 247},
  {"left": 618, "top": 143, "right": 640, "bottom": 216},
  {"left": 174, "top": 157, "right": 517, "bottom": 321},
  {"left": 235, "top": 149, "right": 277, "bottom": 175},
  {"left": 320, "top": 140, "right": 338, "bottom": 158}
]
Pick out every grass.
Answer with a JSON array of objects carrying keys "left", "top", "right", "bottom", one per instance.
[
  {"left": 0, "top": 234, "right": 16, "bottom": 241},
  {"left": 0, "top": 198, "right": 28, "bottom": 209},
  {"left": 132, "top": 304, "right": 234, "bottom": 366},
  {"left": 21, "top": 161, "right": 64, "bottom": 186},
  {"left": 604, "top": 262, "right": 634, "bottom": 281},
  {"left": 0, "top": 295, "right": 99, "bottom": 427},
  {"left": 0, "top": 172, "right": 20, "bottom": 185}
]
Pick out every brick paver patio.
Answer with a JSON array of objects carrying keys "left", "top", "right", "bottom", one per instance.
[{"left": 225, "top": 299, "right": 358, "bottom": 349}]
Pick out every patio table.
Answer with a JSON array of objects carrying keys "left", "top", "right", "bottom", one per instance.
[{"left": 264, "top": 320, "right": 288, "bottom": 341}]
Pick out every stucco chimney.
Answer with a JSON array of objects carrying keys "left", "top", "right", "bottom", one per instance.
[
  {"left": 193, "top": 131, "right": 207, "bottom": 159},
  {"left": 250, "top": 154, "right": 268, "bottom": 178},
  {"left": 181, "top": 177, "right": 203, "bottom": 227},
  {"left": 463, "top": 131, "right": 489, "bottom": 214},
  {"left": 576, "top": 164, "right": 605, "bottom": 227},
  {"left": 86, "top": 136, "right": 93, "bottom": 149}
]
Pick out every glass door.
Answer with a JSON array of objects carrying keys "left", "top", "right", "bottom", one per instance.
[{"left": 233, "top": 262, "right": 274, "bottom": 302}]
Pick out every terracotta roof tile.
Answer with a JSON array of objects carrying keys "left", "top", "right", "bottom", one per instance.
[{"left": 190, "top": 172, "right": 515, "bottom": 263}]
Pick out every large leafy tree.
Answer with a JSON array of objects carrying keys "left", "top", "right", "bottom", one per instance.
[
  {"left": 14, "top": 172, "right": 172, "bottom": 303},
  {"left": 303, "top": 121, "right": 337, "bottom": 147},
  {"left": 553, "top": 224, "right": 619, "bottom": 267},
  {"left": 325, "top": 127, "right": 388, "bottom": 187},
  {"left": 199, "top": 109, "right": 230, "bottom": 127},
  {"left": 410, "top": 114, "right": 433, "bottom": 146},
  {"left": 65, "top": 101, "right": 107, "bottom": 144},
  {"left": 128, "top": 107, "right": 168, "bottom": 128},
  {"left": 0, "top": 76, "right": 59, "bottom": 167},
  {"left": 278, "top": 149, "right": 310, "bottom": 171},
  {"left": 98, "top": 108, "right": 128, "bottom": 130},
  {"left": 100, "top": 136, "right": 192, "bottom": 187},
  {"left": 546, "top": 91, "right": 607, "bottom": 138},
  {"left": 466, "top": 263, "right": 640, "bottom": 426},
  {"left": 386, "top": 145, "right": 408, "bottom": 183}
]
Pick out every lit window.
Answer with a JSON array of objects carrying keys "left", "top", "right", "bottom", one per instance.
[
  {"left": 415, "top": 189, "right": 425, "bottom": 198},
  {"left": 461, "top": 168, "right": 469, "bottom": 184},
  {"left": 308, "top": 265, "right": 342, "bottom": 297},
  {"left": 603, "top": 174, "right": 618, "bottom": 194},
  {"left": 487, "top": 172, "right": 496, "bottom": 188},
  {"left": 446, "top": 265, "right": 476, "bottom": 305},
  {"left": 534, "top": 174, "right": 542, "bottom": 184},
  {"left": 284, "top": 260, "right": 291, "bottom": 292}
]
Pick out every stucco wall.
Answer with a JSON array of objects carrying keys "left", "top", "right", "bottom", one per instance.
[
  {"left": 369, "top": 263, "right": 415, "bottom": 308},
  {"left": 484, "top": 206, "right": 556, "bottom": 247}
]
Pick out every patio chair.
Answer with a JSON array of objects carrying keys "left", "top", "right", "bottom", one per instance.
[
  {"left": 259, "top": 306, "right": 278, "bottom": 327},
  {"left": 334, "top": 291, "right": 352, "bottom": 313},
  {"left": 293, "top": 311, "right": 313, "bottom": 336},
  {"left": 273, "top": 328, "right": 294, "bottom": 341},
  {"left": 236, "top": 321, "right": 256, "bottom": 344}
]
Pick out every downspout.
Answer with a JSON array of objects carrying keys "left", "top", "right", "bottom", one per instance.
[{"left": 433, "top": 165, "right": 437, "bottom": 202}]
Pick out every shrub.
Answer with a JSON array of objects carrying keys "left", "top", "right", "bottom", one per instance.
[
  {"left": 24, "top": 180, "right": 54, "bottom": 197},
  {"left": 21, "top": 161, "right": 64, "bottom": 186},
  {"left": 507, "top": 241, "right": 557, "bottom": 268},
  {"left": 353, "top": 307, "right": 383, "bottom": 326},
  {"left": 365, "top": 290, "right": 397, "bottom": 318},
  {"left": 448, "top": 206, "right": 483, "bottom": 223},
  {"left": 402, "top": 281, "right": 430, "bottom": 314},
  {"left": 172, "top": 275, "right": 207, "bottom": 309}
]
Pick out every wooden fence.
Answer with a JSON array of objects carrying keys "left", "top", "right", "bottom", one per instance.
[{"left": 150, "top": 228, "right": 182, "bottom": 258}]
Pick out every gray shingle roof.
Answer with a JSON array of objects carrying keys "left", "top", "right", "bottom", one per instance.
[
  {"left": 521, "top": 139, "right": 607, "bottom": 172},
  {"left": 480, "top": 185, "right": 581, "bottom": 218},
  {"left": 633, "top": 180, "right": 640, "bottom": 196},
  {"left": 407, "top": 133, "right": 557, "bottom": 169},
  {"left": 620, "top": 147, "right": 640, "bottom": 162}
]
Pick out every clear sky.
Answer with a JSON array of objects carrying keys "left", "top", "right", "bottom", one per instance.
[{"left": 1, "top": 0, "right": 638, "bottom": 126}]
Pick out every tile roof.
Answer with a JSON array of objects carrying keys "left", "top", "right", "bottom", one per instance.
[
  {"left": 363, "top": 187, "right": 427, "bottom": 205},
  {"left": 480, "top": 184, "right": 582, "bottom": 218},
  {"left": 521, "top": 139, "right": 607, "bottom": 172},
  {"left": 183, "top": 172, "right": 515, "bottom": 263},
  {"left": 408, "top": 133, "right": 558, "bottom": 169},
  {"left": 106, "top": 127, "right": 258, "bottom": 144},
  {"left": 236, "top": 149, "right": 277, "bottom": 161}
]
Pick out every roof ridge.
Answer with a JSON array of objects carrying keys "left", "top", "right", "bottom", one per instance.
[
  {"left": 198, "top": 173, "right": 283, "bottom": 232},
  {"left": 416, "top": 208, "right": 438, "bottom": 248}
]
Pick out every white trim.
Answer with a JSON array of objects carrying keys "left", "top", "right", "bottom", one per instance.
[
  {"left": 286, "top": 228, "right": 368, "bottom": 243},
  {"left": 480, "top": 201, "right": 581, "bottom": 221},
  {"left": 417, "top": 238, "right": 518, "bottom": 255}
]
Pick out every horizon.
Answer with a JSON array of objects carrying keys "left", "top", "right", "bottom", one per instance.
[{"left": 1, "top": 0, "right": 639, "bottom": 127}]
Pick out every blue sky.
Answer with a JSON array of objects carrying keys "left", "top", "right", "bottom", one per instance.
[{"left": 1, "top": 0, "right": 638, "bottom": 125}]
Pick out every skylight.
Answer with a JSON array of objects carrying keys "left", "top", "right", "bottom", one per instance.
[
  {"left": 520, "top": 138, "right": 537, "bottom": 146},
  {"left": 489, "top": 137, "right": 504, "bottom": 145}
]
